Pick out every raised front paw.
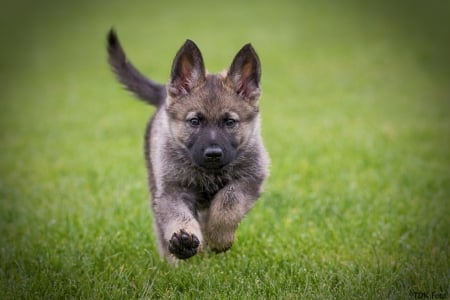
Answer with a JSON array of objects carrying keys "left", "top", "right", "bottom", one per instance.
[
  {"left": 205, "top": 229, "right": 235, "bottom": 253},
  {"left": 168, "top": 229, "right": 200, "bottom": 259}
]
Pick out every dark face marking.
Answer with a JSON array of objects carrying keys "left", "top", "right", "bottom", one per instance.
[{"left": 186, "top": 121, "right": 240, "bottom": 170}]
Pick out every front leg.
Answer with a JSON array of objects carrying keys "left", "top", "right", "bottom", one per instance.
[
  {"left": 152, "top": 192, "right": 203, "bottom": 261},
  {"left": 204, "top": 180, "right": 262, "bottom": 252}
]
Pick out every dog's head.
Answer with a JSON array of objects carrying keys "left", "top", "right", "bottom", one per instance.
[{"left": 166, "top": 40, "right": 262, "bottom": 171}]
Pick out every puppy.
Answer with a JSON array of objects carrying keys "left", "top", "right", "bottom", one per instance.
[{"left": 107, "top": 29, "right": 269, "bottom": 262}]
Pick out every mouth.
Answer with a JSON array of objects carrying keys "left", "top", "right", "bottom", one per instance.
[
  {"left": 201, "top": 159, "right": 226, "bottom": 170},
  {"left": 197, "top": 155, "right": 233, "bottom": 171}
]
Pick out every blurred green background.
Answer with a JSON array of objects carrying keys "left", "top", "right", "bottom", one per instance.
[{"left": 0, "top": 0, "right": 449, "bottom": 298}]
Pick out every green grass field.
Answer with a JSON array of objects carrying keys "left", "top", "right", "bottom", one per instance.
[{"left": 1, "top": 0, "right": 449, "bottom": 298}]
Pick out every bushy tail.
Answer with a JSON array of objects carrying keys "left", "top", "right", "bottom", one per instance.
[{"left": 107, "top": 29, "right": 166, "bottom": 106}]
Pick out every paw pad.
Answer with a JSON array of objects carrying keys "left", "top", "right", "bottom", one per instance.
[{"left": 168, "top": 229, "right": 200, "bottom": 259}]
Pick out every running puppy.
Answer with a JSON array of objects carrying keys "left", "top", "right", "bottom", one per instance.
[{"left": 107, "top": 29, "right": 269, "bottom": 262}]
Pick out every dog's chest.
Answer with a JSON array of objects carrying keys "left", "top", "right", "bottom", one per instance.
[{"left": 186, "top": 170, "right": 231, "bottom": 208}]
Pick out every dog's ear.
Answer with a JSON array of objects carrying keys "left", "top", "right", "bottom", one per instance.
[
  {"left": 168, "top": 40, "right": 206, "bottom": 97},
  {"left": 226, "top": 43, "right": 261, "bottom": 101}
]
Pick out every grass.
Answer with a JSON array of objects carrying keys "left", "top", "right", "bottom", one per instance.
[{"left": 1, "top": 0, "right": 449, "bottom": 298}]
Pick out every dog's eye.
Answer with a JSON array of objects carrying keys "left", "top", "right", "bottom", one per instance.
[
  {"left": 188, "top": 117, "right": 201, "bottom": 127},
  {"left": 224, "top": 118, "right": 237, "bottom": 128}
]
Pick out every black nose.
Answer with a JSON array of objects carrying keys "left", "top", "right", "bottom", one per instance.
[{"left": 204, "top": 146, "right": 223, "bottom": 160}]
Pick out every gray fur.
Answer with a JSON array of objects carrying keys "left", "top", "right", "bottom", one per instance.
[{"left": 107, "top": 29, "right": 269, "bottom": 262}]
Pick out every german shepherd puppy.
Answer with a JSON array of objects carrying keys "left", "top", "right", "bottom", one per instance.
[{"left": 107, "top": 29, "right": 269, "bottom": 262}]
